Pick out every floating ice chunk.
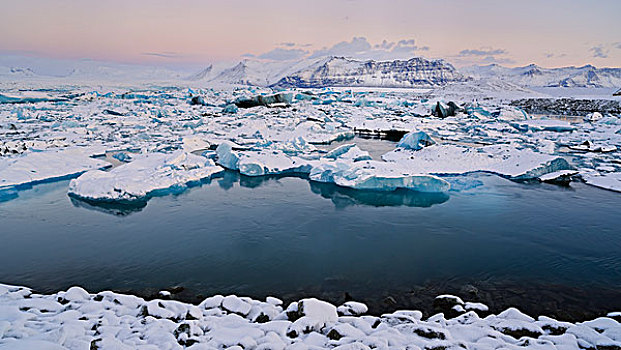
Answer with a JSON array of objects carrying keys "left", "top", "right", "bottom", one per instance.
[
  {"left": 324, "top": 144, "right": 371, "bottom": 162},
  {"left": 235, "top": 92, "right": 294, "bottom": 108},
  {"left": 112, "top": 151, "right": 132, "bottom": 163},
  {"left": 495, "top": 106, "right": 530, "bottom": 121},
  {"left": 465, "top": 103, "right": 493, "bottom": 121},
  {"left": 291, "top": 121, "right": 354, "bottom": 144},
  {"left": 382, "top": 144, "right": 573, "bottom": 180},
  {"left": 310, "top": 160, "right": 450, "bottom": 193},
  {"left": 182, "top": 136, "right": 211, "bottom": 153},
  {"left": 68, "top": 151, "right": 223, "bottom": 202},
  {"left": 538, "top": 170, "right": 578, "bottom": 184},
  {"left": 583, "top": 172, "right": 621, "bottom": 192},
  {"left": 0, "top": 148, "right": 109, "bottom": 190},
  {"left": 433, "top": 101, "right": 461, "bottom": 118},
  {"left": 397, "top": 131, "right": 435, "bottom": 150},
  {"left": 569, "top": 140, "right": 617, "bottom": 153},
  {"left": 584, "top": 112, "right": 603, "bottom": 122},
  {"left": 223, "top": 103, "right": 239, "bottom": 114},
  {"left": 510, "top": 119, "right": 576, "bottom": 132},
  {"left": 237, "top": 150, "right": 312, "bottom": 177},
  {"left": 216, "top": 142, "right": 241, "bottom": 170},
  {"left": 0, "top": 339, "right": 67, "bottom": 350},
  {"left": 0, "top": 91, "right": 59, "bottom": 104}
]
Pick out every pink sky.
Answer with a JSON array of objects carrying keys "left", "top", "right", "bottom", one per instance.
[{"left": 1, "top": 0, "right": 620, "bottom": 68}]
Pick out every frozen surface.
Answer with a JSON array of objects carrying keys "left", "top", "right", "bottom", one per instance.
[
  {"left": 0, "top": 283, "right": 619, "bottom": 350},
  {"left": 68, "top": 151, "right": 223, "bottom": 202},
  {"left": 382, "top": 144, "right": 573, "bottom": 180},
  {"left": 583, "top": 172, "right": 621, "bottom": 193},
  {"left": 1, "top": 84, "right": 620, "bottom": 201},
  {"left": 0, "top": 148, "right": 109, "bottom": 189}
]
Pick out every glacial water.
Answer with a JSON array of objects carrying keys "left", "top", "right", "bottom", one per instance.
[{"left": 0, "top": 170, "right": 620, "bottom": 319}]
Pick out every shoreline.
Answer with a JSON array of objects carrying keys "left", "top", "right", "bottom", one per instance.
[
  {"left": 10, "top": 279, "right": 620, "bottom": 323},
  {"left": 1, "top": 283, "right": 619, "bottom": 349}
]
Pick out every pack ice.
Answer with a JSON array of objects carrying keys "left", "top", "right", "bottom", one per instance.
[{"left": 1, "top": 85, "right": 620, "bottom": 198}]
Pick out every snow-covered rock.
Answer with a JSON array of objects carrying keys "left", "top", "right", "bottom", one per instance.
[{"left": 2, "top": 283, "right": 619, "bottom": 350}]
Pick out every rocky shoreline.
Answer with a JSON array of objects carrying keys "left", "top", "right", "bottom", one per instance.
[{"left": 2, "top": 283, "right": 619, "bottom": 349}]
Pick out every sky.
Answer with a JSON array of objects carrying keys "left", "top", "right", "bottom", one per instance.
[{"left": 1, "top": 0, "right": 620, "bottom": 69}]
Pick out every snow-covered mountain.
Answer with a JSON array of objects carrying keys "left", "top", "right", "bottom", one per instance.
[
  {"left": 269, "top": 56, "right": 466, "bottom": 88},
  {"left": 462, "top": 63, "right": 621, "bottom": 88},
  {"left": 2, "top": 53, "right": 620, "bottom": 91}
]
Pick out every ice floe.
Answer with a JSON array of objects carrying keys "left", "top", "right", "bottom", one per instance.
[
  {"left": 382, "top": 144, "right": 573, "bottom": 180},
  {"left": 0, "top": 148, "right": 109, "bottom": 190},
  {"left": 68, "top": 151, "right": 223, "bottom": 202}
]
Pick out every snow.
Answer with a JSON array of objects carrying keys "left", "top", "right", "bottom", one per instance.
[
  {"left": 0, "top": 81, "right": 618, "bottom": 204},
  {"left": 0, "top": 148, "right": 109, "bottom": 189},
  {"left": 382, "top": 144, "right": 573, "bottom": 180},
  {"left": 583, "top": 172, "right": 621, "bottom": 192},
  {"left": 1, "top": 283, "right": 619, "bottom": 350},
  {"left": 68, "top": 151, "right": 223, "bottom": 202}
]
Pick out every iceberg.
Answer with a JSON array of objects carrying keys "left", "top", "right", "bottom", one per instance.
[
  {"left": 234, "top": 92, "right": 294, "bottom": 108},
  {"left": 310, "top": 159, "right": 450, "bottom": 193},
  {"left": 323, "top": 143, "right": 371, "bottom": 162},
  {"left": 396, "top": 131, "right": 435, "bottom": 150},
  {"left": 510, "top": 119, "right": 576, "bottom": 132},
  {"left": 68, "top": 151, "right": 223, "bottom": 202}
]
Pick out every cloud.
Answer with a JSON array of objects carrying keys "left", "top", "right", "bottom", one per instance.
[
  {"left": 590, "top": 45, "right": 608, "bottom": 58},
  {"left": 256, "top": 48, "right": 308, "bottom": 61},
  {"left": 449, "top": 47, "right": 513, "bottom": 67},
  {"left": 545, "top": 52, "right": 567, "bottom": 58},
  {"left": 245, "top": 37, "right": 430, "bottom": 62},
  {"left": 459, "top": 48, "right": 507, "bottom": 56},
  {"left": 141, "top": 52, "right": 183, "bottom": 59},
  {"left": 480, "top": 56, "right": 516, "bottom": 64},
  {"left": 310, "top": 37, "right": 372, "bottom": 58},
  {"left": 309, "top": 37, "right": 428, "bottom": 60}
]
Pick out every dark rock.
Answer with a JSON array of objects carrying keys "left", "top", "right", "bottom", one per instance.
[{"left": 327, "top": 328, "right": 342, "bottom": 340}]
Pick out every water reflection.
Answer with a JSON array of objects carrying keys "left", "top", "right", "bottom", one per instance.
[
  {"left": 309, "top": 181, "right": 449, "bottom": 208},
  {"left": 69, "top": 197, "right": 147, "bottom": 216},
  {"left": 70, "top": 170, "right": 451, "bottom": 215}
]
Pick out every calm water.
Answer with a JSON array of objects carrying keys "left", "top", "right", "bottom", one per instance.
[{"left": 0, "top": 170, "right": 620, "bottom": 318}]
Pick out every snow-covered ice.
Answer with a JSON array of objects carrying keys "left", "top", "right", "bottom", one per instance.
[
  {"left": 1, "top": 84, "right": 620, "bottom": 201},
  {"left": 68, "top": 151, "right": 224, "bottom": 202},
  {"left": 0, "top": 148, "right": 109, "bottom": 190}
]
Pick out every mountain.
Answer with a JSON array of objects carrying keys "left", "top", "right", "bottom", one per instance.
[
  {"left": 462, "top": 63, "right": 621, "bottom": 88},
  {"left": 270, "top": 56, "right": 466, "bottom": 88},
  {"left": 209, "top": 59, "right": 310, "bottom": 86},
  {"left": 184, "top": 65, "right": 212, "bottom": 81}
]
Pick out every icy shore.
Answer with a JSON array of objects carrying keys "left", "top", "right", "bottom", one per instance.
[{"left": 0, "top": 283, "right": 619, "bottom": 350}]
